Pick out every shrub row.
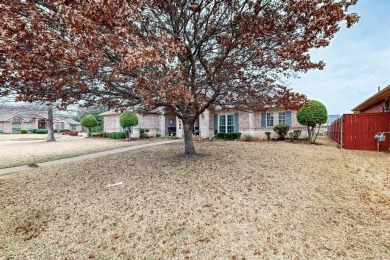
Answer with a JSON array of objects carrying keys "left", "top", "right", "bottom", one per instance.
[
  {"left": 102, "top": 132, "right": 127, "bottom": 139},
  {"left": 35, "top": 129, "right": 48, "bottom": 134},
  {"left": 215, "top": 132, "right": 242, "bottom": 140},
  {"left": 140, "top": 128, "right": 149, "bottom": 139},
  {"left": 20, "top": 130, "right": 28, "bottom": 134},
  {"left": 31, "top": 129, "right": 70, "bottom": 133}
]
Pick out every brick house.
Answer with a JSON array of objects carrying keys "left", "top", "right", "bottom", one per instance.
[
  {"left": 100, "top": 108, "right": 307, "bottom": 139},
  {"left": 352, "top": 84, "right": 390, "bottom": 113},
  {"left": 0, "top": 106, "right": 81, "bottom": 133}
]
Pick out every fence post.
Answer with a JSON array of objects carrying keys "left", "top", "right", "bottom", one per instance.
[{"left": 340, "top": 116, "right": 343, "bottom": 149}]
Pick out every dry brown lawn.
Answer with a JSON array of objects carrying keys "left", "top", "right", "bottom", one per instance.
[
  {"left": 0, "top": 135, "right": 154, "bottom": 169},
  {"left": 0, "top": 138, "right": 389, "bottom": 259}
]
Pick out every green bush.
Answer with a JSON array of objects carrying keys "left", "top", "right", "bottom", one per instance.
[
  {"left": 273, "top": 124, "right": 290, "bottom": 140},
  {"left": 60, "top": 129, "right": 70, "bottom": 133},
  {"left": 36, "top": 129, "right": 48, "bottom": 134},
  {"left": 140, "top": 128, "right": 150, "bottom": 138},
  {"left": 231, "top": 132, "right": 241, "bottom": 139},
  {"left": 116, "top": 132, "right": 126, "bottom": 139},
  {"left": 91, "top": 126, "right": 102, "bottom": 133},
  {"left": 120, "top": 111, "right": 138, "bottom": 139},
  {"left": 20, "top": 130, "right": 28, "bottom": 134},
  {"left": 32, "top": 129, "right": 38, "bottom": 133},
  {"left": 109, "top": 132, "right": 116, "bottom": 139},
  {"left": 215, "top": 132, "right": 225, "bottom": 139},
  {"left": 215, "top": 132, "right": 241, "bottom": 140},
  {"left": 81, "top": 114, "right": 98, "bottom": 137}
]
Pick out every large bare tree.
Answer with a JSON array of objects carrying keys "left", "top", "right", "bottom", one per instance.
[{"left": 0, "top": 0, "right": 358, "bottom": 154}]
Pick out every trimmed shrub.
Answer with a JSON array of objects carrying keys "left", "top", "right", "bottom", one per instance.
[
  {"left": 215, "top": 132, "right": 241, "bottom": 140},
  {"left": 20, "top": 130, "right": 28, "bottom": 134},
  {"left": 231, "top": 132, "right": 241, "bottom": 139},
  {"left": 59, "top": 129, "right": 70, "bottom": 133},
  {"left": 215, "top": 132, "right": 225, "bottom": 139},
  {"left": 32, "top": 129, "right": 38, "bottom": 133},
  {"left": 273, "top": 124, "right": 290, "bottom": 140},
  {"left": 120, "top": 111, "right": 138, "bottom": 139},
  {"left": 91, "top": 126, "right": 102, "bottom": 133},
  {"left": 36, "top": 129, "right": 48, "bottom": 134},
  {"left": 109, "top": 132, "right": 116, "bottom": 139},
  {"left": 116, "top": 132, "right": 126, "bottom": 139},
  {"left": 81, "top": 114, "right": 98, "bottom": 137},
  {"left": 140, "top": 128, "right": 150, "bottom": 139}
]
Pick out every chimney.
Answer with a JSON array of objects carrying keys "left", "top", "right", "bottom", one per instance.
[{"left": 378, "top": 86, "right": 381, "bottom": 92}]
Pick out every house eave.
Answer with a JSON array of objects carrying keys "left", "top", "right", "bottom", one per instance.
[{"left": 352, "top": 84, "right": 390, "bottom": 112}]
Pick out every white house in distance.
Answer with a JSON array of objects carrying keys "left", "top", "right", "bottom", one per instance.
[{"left": 100, "top": 107, "right": 308, "bottom": 139}]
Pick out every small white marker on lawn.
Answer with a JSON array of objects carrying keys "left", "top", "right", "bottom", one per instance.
[{"left": 105, "top": 182, "right": 124, "bottom": 188}]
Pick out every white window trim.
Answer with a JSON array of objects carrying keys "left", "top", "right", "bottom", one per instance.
[
  {"left": 218, "top": 114, "right": 235, "bottom": 133},
  {"left": 279, "top": 112, "right": 286, "bottom": 125},
  {"left": 266, "top": 113, "right": 274, "bottom": 127}
]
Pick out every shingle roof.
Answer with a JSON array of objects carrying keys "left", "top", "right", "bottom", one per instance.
[
  {"left": 352, "top": 84, "right": 390, "bottom": 112},
  {"left": 65, "top": 118, "right": 81, "bottom": 125},
  {"left": 99, "top": 110, "right": 121, "bottom": 116}
]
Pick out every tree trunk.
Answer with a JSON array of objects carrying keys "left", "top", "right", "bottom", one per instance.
[
  {"left": 46, "top": 105, "right": 56, "bottom": 142},
  {"left": 307, "top": 125, "right": 312, "bottom": 141},
  {"left": 183, "top": 122, "right": 195, "bottom": 155},
  {"left": 312, "top": 125, "right": 321, "bottom": 143}
]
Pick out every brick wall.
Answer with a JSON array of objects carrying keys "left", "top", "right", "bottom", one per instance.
[
  {"left": 361, "top": 102, "right": 384, "bottom": 113},
  {"left": 102, "top": 114, "right": 120, "bottom": 132}
]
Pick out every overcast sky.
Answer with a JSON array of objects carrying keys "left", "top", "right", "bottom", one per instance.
[{"left": 288, "top": 0, "right": 390, "bottom": 115}]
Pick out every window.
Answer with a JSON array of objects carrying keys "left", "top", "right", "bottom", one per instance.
[
  {"left": 261, "top": 112, "right": 274, "bottom": 127},
  {"left": 279, "top": 112, "right": 286, "bottom": 125},
  {"left": 279, "top": 111, "right": 292, "bottom": 126},
  {"left": 219, "top": 114, "right": 235, "bottom": 133},
  {"left": 71, "top": 125, "right": 77, "bottom": 130},
  {"left": 55, "top": 122, "right": 65, "bottom": 130},
  {"left": 266, "top": 113, "right": 274, "bottom": 127},
  {"left": 12, "top": 122, "right": 21, "bottom": 132}
]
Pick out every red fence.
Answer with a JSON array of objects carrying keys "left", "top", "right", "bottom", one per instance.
[{"left": 329, "top": 113, "right": 390, "bottom": 151}]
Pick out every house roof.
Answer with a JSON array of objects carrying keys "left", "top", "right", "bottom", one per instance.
[
  {"left": 99, "top": 111, "right": 121, "bottom": 116},
  {"left": 0, "top": 112, "right": 14, "bottom": 121},
  {"left": 65, "top": 118, "right": 81, "bottom": 125},
  {"left": 352, "top": 84, "right": 390, "bottom": 112}
]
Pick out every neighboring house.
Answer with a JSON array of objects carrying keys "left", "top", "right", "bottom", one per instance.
[
  {"left": 0, "top": 111, "right": 45, "bottom": 133},
  {"left": 0, "top": 105, "right": 80, "bottom": 133},
  {"left": 100, "top": 107, "right": 307, "bottom": 139},
  {"left": 352, "top": 84, "right": 390, "bottom": 113},
  {"left": 54, "top": 118, "right": 82, "bottom": 132},
  {"left": 99, "top": 110, "right": 165, "bottom": 138},
  {"left": 329, "top": 84, "right": 390, "bottom": 151}
]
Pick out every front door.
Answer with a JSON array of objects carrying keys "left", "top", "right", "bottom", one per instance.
[{"left": 38, "top": 119, "right": 46, "bottom": 129}]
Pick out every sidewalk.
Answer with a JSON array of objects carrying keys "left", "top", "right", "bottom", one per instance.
[{"left": 0, "top": 139, "right": 182, "bottom": 176}]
